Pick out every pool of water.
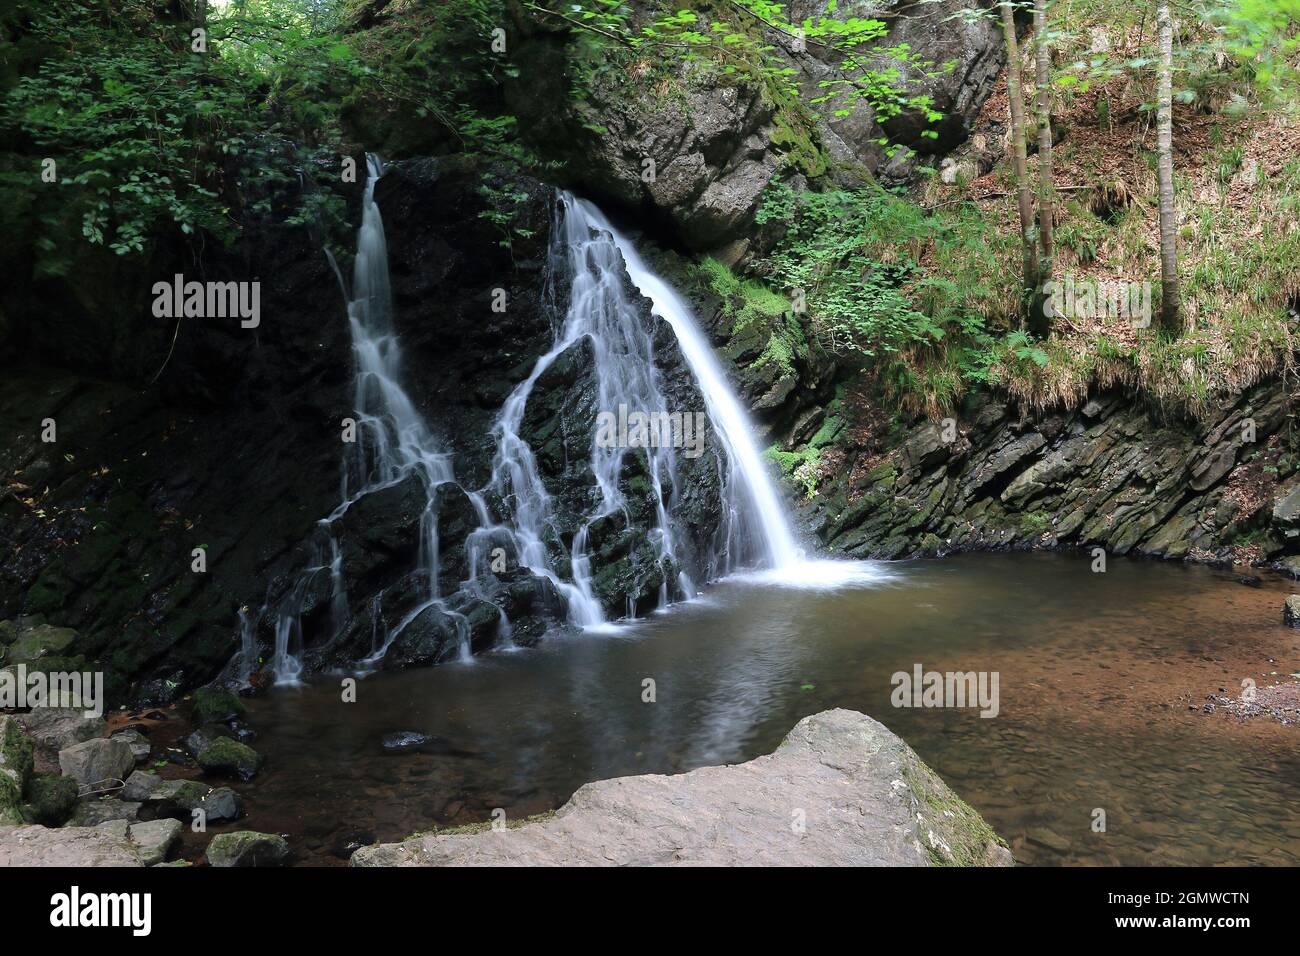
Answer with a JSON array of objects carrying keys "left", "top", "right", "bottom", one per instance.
[{"left": 213, "top": 552, "right": 1300, "bottom": 865}]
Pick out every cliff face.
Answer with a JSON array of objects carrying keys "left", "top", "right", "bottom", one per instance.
[
  {"left": 494, "top": 0, "right": 1006, "bottom": 260},
  {"left": 0, "top": 159, "right": 733, "bottom": 703},
  {"left": 1, "top": 198, "right": 355, "bottom": 703}
]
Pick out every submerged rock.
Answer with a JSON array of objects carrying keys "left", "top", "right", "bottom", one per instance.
[
  {"left": 1284, "top": 595, "right": 1300, "bottom": 628},
  {"left": 352, "top": 709, "right": 1011, "bottom": 867},
  {"left": 206, "top": 830, "right": 290, "bottom": 868},
  {"left": 330, "top": 829, "right": 376, "bottom": 861},
  {"left": 191, "top": 687, "right": 246, "bottom": 725},
  {"left": 380, "top": 731, "right": 435, "bottom": 753},
  {"left": 378, "top": 731, "right": 476, "bottom": 758},
  {"left": 196, "top": 738, "right": 263, "bottom": 781}
]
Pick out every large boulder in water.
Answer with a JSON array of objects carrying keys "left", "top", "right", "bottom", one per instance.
[
  {"left": 379, "top": 603, "right": 464, "bottom": 669},
  {"left": 351, "top": 709, "right": 1013, "bottom": 867}
]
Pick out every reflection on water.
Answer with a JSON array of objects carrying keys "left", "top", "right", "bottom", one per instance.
[{"left": 229, "top": 552, "right": 1300, "bottom": 865}]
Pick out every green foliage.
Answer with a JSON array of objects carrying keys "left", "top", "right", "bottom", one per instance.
[
  {"left": 1215, "top": 0, "right": 1300, "bottom": 101},
  {"left": 2, "top": 1, "right": 362, "bottom": 268},
  {"left": 476, "top": 175, "right": 537, "bottom": 250},
  {"left": 699, "top": 258, "right": 788, "bottom": 329},
  {"left": 754, "top": 181, "right": 1004, "bottom": 362},
  {"left": 526, "top": 0, "right": 947, "bottom": 156},
  {"left": 695, "top": 257, "right": 805, "bottom": 381},
  {"left": 766, "top": 444, "right": 822, "bottom": 497},
  {"left": 342, "top": 0, "right": 535, "bottom": 164}
]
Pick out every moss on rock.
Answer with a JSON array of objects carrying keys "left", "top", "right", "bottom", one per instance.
[
  {"left": 196, "top": 738, "right": 262, "bottom": 781},
  {"left": 0, "top": 715, "right": 35, "bottom": 824},
  {"left": 23, "top": 772, "right": 79, "bottom": 826},
  {"left": 190, "top": 687, "right": 246, "bottom": 725},
  {"left": 205, "top": 830, "right": 289, "bottom": 868}
]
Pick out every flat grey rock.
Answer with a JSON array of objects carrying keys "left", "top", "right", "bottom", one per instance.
[
  {"left": 128, "top": 818, "right": 182, "bottom": 866},
  {"left": 58, "top": 737, "right": 134, "bottom": 788},
  {"left": 0, "top": 820, "right": 146, "bottom": 866},
  {"left": 352, "top": 709, "right": 1011, "bottom": 867}
]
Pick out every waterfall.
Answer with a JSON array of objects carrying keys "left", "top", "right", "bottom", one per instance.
[
  {"left": 578, "top": 199, "right": 802, "bottom": 571},
  {"left": 270, "top": 155, "right": 465, "bottom": 682},
  {"left": 474, "top": 194, "right": 801, "bottom": 630},
  {"left": 249, "top": 161, "right": 812, "bottom": 685},
  {"left": 478, "top": 193, "right": 702, "bottom": 627}
]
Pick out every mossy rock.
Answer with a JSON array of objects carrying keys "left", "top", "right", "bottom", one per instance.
[
  {"left": 864, "top": 460, "right": 898, "bottom": 487},
  {"left": 900, "top": 761, "right": 1011, "bottom": 867},
  {"left": 190, "top": 686, "right": 246, "bottom": 724},
  {"left": 205, "top": 830, "right": 289, "bottom": 868},
  {"left": 197, "top": 738, "right": 263, "bottom": 781},
  {"left": 5, "top": 624, "right": 77, "bottom": 665},
  {"left": 22, "top": 772, "right": 79, "bottom": 826}
]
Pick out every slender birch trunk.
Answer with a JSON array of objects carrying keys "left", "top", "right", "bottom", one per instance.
[
  {"left": 1156, "top": 0, "right": 1181, "bottom": 334},
  {"left": 1000, "top": 2, "right": 1040, "bottom": 330}
]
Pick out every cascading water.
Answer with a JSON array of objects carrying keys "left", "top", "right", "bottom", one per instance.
[
  {"left": 471, "top": 194, "right": 801, "bottom": 629},
  {"left": 579, "top": 199, "right": 802, "bottom": 572},
  {"left": 475, "top": 193, "right": 703, "bottom": 627},
  {"left": 240, "top": 163, "right": 821, "bottom": 686},
  {"left": 267, "top": 155, "right": 471, "bottom": 682}
]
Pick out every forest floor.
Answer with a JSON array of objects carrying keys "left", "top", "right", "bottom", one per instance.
[{"left": 911, "top": 11, "right": 1300, "bottom": 419}]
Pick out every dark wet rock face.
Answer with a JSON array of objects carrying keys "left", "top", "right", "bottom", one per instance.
[
  {"left": 0, "top": 212, "right": 353, "bottom": 704},
  {"left": 0, "top": 156, "right": 743, "bottom": 701},
  {"left": 802, "top": 382, "right": 1298, "bottom": 562}
]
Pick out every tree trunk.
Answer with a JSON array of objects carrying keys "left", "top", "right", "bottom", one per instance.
[
  {"left": 1000, "top": 1, "right": 1040, "bottom": 332},
  {"left": 1156, "top": 0, "right": 1181, "bottom": 334},
  {"left": 1033, "top": 0, "right": 1055, "bottom": 315}
]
